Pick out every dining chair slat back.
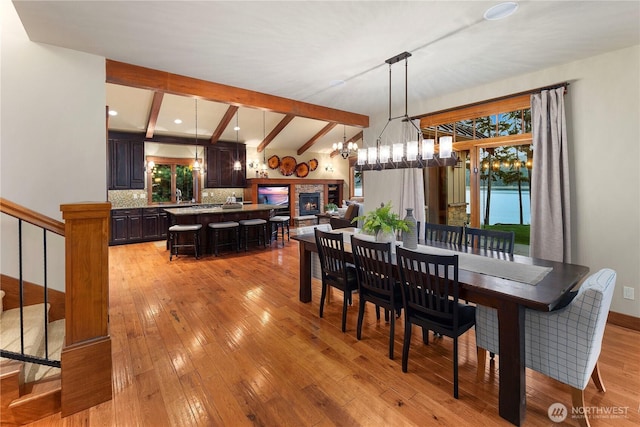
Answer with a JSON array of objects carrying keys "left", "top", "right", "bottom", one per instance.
[
  {"left": 351, "top": 235, "right": 403, "bottom": 359},
  {"left": 396, "top": 246, "right": 476, "bottom": 399},
  {"left": 464, "top": 227, "right": 515, "bottom": 255},
  {"left": 314, "top": 229, "right": 358, "bottom": 332},
  {"left": 424, "top": 223, "right": 464, "bottom": 246}
]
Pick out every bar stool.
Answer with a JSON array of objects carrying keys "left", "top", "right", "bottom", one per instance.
[
  {"left": 208, "top": 221, "right": 240, "bottom": 256},
  {"left": 269, "top": 215, "right": 290, "bottom": 247},
  {"left": 238, "top": 218, "right": 268, "bottom": 251},
  {"left": 168, "top": 224, "right": 202, "bottom": 260}
]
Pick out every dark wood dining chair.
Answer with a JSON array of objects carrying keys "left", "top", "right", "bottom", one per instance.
[
  {"left": 396, "top": 246, "right": 476, "bottom": 399},
  {"left": 464, "top": 227, "right": 515, "bottom": 359},
  {"left": 424, "top": 222, "right": 464, "bottom": 246},
  {"left": 314, "top": 229, "right": 358, "bottom": 332},
  {"left": 350, "top": 235, "right": 403, "bottom": 359},
  {"left": 464, "top": 227, "right": 515, "bottom": 255}
]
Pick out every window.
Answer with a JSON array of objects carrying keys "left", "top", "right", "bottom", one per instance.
[
  {"left": 420, "top": 95, "right": 533, "bottom": 252},
  {"left": 348, "top": 157, "right": 363, "bottom": 199},
  {"left": 147, "top": 156, "right": 198, "bottom": 203}
]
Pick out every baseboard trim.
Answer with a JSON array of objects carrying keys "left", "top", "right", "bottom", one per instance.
[{"left": 608, "top": 311, "right": 640, "bottom": 332}]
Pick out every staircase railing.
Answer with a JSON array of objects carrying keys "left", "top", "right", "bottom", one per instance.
[
  {"left": 1, "top": 198, "right": 113, "bottom": 417},
  {"left": 0, "top": 198, "right": 65, "bottom": 369}
]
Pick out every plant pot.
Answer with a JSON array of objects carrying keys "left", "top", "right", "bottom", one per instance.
[{"left": 376, "top": 229, "right": 396, "bottom": 244}]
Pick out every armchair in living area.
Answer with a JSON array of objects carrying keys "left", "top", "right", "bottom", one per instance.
[
  {"left": 329, "top": 200, "right": 363, "bottom": 230},
  {"left": 475, "top": 268, "right": 616, "bottom": 427}
]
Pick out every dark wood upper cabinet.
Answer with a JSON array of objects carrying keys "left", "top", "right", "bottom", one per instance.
[
  {"left": 130, "top": 141, "right": 145, "bottom": 189},
  {"left": 108, "top": 138, "right": 144, "bottom": 190},
  {"left": 206, "top": 142, "right": 246, "bottom": 188}
]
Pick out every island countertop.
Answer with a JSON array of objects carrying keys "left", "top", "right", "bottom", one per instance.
[{"left": 163, "top": 204, "right": 274, "bottom": 216}]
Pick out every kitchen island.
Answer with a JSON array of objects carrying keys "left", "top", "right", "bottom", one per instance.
[{"left": 163, "top": 204, "right": 276, "bottom": 253}]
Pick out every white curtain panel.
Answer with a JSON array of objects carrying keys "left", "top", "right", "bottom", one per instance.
[
  {"left": 399, "top": 168, "right": 426, "bottom": 227},
  {"left": 530, "top": 87, "right": 571, "bottom": 263}
]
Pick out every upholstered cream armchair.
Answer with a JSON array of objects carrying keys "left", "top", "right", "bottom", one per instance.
[{"left": 475, "top": 268, "right": 616, "bottom": 427}]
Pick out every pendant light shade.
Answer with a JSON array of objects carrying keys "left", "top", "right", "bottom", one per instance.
[
  {"left": 379, "top": 145, "right": 390, "bottom": 163},
  {"left": 406, "top": 140, "right": 419, "bottom": 161},
  {"left": 422, "top": 139, "right": 434, "bottom": 160},
  {"left": 439, "top": 136, "right": 453, "bottom": 159},
  {"left": 193, "top": 99, "right": 201, "bottom": 171},
  {"left": 233, "top": 111, "right": 242, "bottom": 171}
]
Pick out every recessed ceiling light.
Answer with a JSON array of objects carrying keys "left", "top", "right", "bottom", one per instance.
[
  {"left": 108, "top": 110, "right": 118, "bottom": 116},
  {"left": 174, "top": 119, "right": 182, "bottom": 124},
  {"left": 484, "top": 2, "right": 519, "bottom": 21}
]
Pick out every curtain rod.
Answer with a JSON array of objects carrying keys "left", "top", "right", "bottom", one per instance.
[{"left": 411, "top": 81, "right": 570, "bottom": 121}]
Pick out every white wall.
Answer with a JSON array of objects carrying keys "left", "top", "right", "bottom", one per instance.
[
  {"left": 1, "top": 2, "right": 106, "bottom": 291},
  {"left": 364, "top": 45, "right": 640, "bottom": 318},
  {"left": 1, "top": 2, "right": 106, "bottom": 218}
]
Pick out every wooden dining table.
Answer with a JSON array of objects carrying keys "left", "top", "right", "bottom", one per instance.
[{"left": 292, "top": 228, "right": 590, "bottom": 426}]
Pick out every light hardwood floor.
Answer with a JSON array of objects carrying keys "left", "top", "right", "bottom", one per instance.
[{"left": 28, "top": 240, "right": 640, "bottom": 426}]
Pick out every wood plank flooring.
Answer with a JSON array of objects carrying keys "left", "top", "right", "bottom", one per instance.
[{"left": 27, "top": 239, "right": 640, "bottom": 426}]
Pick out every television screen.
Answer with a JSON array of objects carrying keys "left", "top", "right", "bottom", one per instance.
[{"left": 257, "top": 186, "right": 289, "bottom": 206}]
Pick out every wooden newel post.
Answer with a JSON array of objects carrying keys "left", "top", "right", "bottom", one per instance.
[{"left": 59, "top": 202, "right": 112, "bottom": 416}]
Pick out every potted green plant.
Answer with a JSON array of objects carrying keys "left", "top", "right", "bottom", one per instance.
[
  {"left": 354, "top": 201, "right": 409, "bottom": 242},
  {"left": 325, "top": 203, "right": 338, "bottom": 213}
]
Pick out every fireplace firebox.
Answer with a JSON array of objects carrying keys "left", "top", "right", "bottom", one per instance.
[{"left": 299, "top": 192, "right": 321, "bottom": 215}]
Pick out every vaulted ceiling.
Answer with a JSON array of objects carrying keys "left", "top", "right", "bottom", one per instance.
[{"left": 12, "top": 1, "right": 640, "bottom": 155}]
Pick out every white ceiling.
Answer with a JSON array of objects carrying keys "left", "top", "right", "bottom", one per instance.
[{"left": 12, "top": 1, "right": 640, "bottom": 154}]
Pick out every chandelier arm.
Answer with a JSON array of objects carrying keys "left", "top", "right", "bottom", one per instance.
[
  {"left": 388, "top": 63, "right": 392, "bottom": 121},
  {"left": 404, "top": 57, "right": 408, "bottom": 118}
]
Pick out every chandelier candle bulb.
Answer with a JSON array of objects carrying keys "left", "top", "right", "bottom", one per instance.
[
  {"left": 422, "top": 139, "right": 434, "bottom": 160},
  {"left": 368, "top": 146, "right": 378, "bottom": 164},
  {"left": 357, "top": 148, "right": 367, "bottom": 165},
  {"left": 406, "top": 140, "right": 418, "bottom": 161},
  {"left": 439, "top": 136, "right": 453, "bottom": 159},
  {"left": 393, "top": 143, "right": 404, "bottom": 162},
  {"left": 378, "top": 145, "right": 390, "bottom": 163}
]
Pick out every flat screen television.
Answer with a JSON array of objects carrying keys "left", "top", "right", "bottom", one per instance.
[{"left": 257, "top": 185, "right": 289, "bottom": 207}]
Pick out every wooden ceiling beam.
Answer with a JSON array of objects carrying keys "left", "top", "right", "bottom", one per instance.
[
  {"left": 145, "top": 91, "right": 164, "bottom": 139},
  {"left": 297, "top": 123, "right": 337, "bottom": 156},
  {"left": 209, "top": 105, "right": 238, "bottom": 144},
  {"left": 106, "top": 59, "right": 369, "bottom": 128},
  {"left": 257, "top": 114, "right": 294, "bottom": 153}
]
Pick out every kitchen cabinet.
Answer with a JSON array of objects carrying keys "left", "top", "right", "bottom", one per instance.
[
  {"left": 108, "top": 139, "right": 144, "bottom": 190},
  {"left": 110, "top": 208, "right": 142, "bottom": 245},
  {"left": 110, "top": 207, "right": 174, "bottom": 245},
  {"left": 142, "top": 207, "right": 160, "bottom": 238},
  {"left": 206, "top": 142, "right": 246, "bottom": 188},
  {"left": 159, "top": 210, "right": 169, "bottom": 238}
]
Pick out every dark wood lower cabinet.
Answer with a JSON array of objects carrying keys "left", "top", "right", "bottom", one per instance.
[
  {"left": 110, "top": 207, "right": 169, "bottom": 245},
  {"left": 142, "top": 208, "right": 160, "bottom": 238},
  {"left": 110, "top": 215, "right": 129, "bottom": 244},
  {"left": 159, "top": 211, "right": 168, "bottom": 238}
]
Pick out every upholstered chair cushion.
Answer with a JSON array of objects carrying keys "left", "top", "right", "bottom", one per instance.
[{"left": 475, "top": 268, "right": 617, "bottom": 390}]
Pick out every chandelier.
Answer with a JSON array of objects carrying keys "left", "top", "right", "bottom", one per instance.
[
  {"left": 333, "top": 125, "right": 358, "bottom": 159},
  {"left": 356, "top": 51, "right": 457, "bottom": 171}
]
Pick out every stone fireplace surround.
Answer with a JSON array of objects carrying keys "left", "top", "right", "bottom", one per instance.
[{"left": 245, "top": 178, "right": 344, "bottom": 225}]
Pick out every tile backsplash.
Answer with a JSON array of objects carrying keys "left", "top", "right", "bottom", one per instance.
[
  {"left": 108, "top": 190, "right": 148, "bottom": 208},
  {"left": 108, "top": 189, "right": 242, "bottom": 208}
]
